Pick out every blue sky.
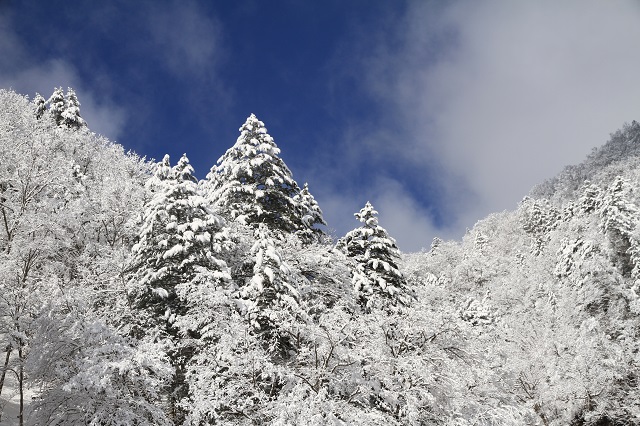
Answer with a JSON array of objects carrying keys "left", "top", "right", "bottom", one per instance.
[{"left": 2, "top": 1, "right": 640, "bottom": 252}]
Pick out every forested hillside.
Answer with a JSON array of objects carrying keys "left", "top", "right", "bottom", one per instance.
[{"left": 0, "top": 88, "right": 639, "bottom": 425}]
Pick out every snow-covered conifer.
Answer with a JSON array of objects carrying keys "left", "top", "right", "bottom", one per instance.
[
  {"left": 600, "top": 176, "right": 637, "bottom": 237},
  {"left": 33, "top": 92, "right": 46, "bottom": 119},
  {"left": 599, "top": 176, "right": 639, "bottom": 276},
  {"left": 127, "top": 153, "right": 230, "bottom": 422},
  {"left": 562, "top": 200, "right": 577, "bottom": 220},
  {"left": 147, "top": 154, "right": 172, "bottom": 189},
  {"left": 293, "top": 182, "right": 327, "bottom": 243},
  {"left": 240, "top": 224, "right": 301, "bottom": 352},
  {"left": 474, "top": 231, "right": 488, "bottom": 252},
  {"left": 47, "top": 87, "right": 66, "bottom": 126},
  {"left": 202, "top": 114, "right": 304, "bottom": 234},
  {"left": 520, "top": 197, "right": 560, "bottom": 255},
  {"left": 521, "top": 197, "right": 560, "bottom": 235},
  {"left": 129, "top": 153, "right": 230, "bottom": 329},
  {"left": 62, "top": 87, "right": 86, "bottom": 129},
  {"left": 339, "top": 202, "right": 408, "bottom": 309},
  {"left": 579, "top": 181, "right": 602, "bottom": 214},
  {"left": 430, "top": 236, "right": 442, "bottom": 254}
]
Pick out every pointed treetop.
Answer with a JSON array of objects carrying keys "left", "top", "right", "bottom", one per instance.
[
  {"left": 294, "top": 182, "right": 328, "bottom": 243},
  {"left": 62, "top": 87, "right": 86, "bottom": 129},
  {"left": 231, "top": 113, "right": 279, "bottom": 157},
  {"left": 243, "top": 113, "right": 259, "bottom": 128},
  {"left": 146, "top": 154, "right": 172, "bottom": 190},
  {"left": 340, "top": 201, "right": 408, "bottom": 308},
  {"left": 172, "top": 153, "right": 197, "bottom": 184},
  {"left": 430, "top": 237, "right": 442, "bottom": 253},
  {"left": 355, "top": 201, "right": 379, "bottom": 228},
  {"left": 48, "top": 87, "right": 65, "bottom": 125},
  {"left": 160, "top": 154, "right": 171, "bottom": 167},
  {"left": 33, "top": 93, "right": 46, "bottom": 119},
  {"left": 203, "top": 113, "right": 304, "bottom": 234}
]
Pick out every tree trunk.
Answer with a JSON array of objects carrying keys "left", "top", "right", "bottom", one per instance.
[
  {"left": 18, "top": 345, "right": 24, "bottom": 426},
  {"left": 0, "top": 346, "right": 12, "bottom": 421},
  {"left": 0, "top": 346, "right": 11, "bottom": 396}
]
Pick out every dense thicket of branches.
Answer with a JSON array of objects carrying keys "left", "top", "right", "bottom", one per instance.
[{"left": 1, "top": 88, "right": 639, "bottom": 425}]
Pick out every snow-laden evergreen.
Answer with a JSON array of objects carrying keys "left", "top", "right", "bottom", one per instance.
[
  {"left": 597, "top": 176, "right": 640, "bottom": 279},
  {"left": 293, "top": 182, "right": 327, "bottom": 243},
  {"left": 127, "top": 153, "right": 231, "bottom": 423},
  {"left": 579, "top": 180, "right": 602, "bottom": 214},
  {"left": 41, "top": 86, "right": 86, "bottom": 129},
  {"left": 61, "top": 87, "right": 86, "bottom": 129},
  {"left": 2, "top": 87, "right": 640, "bottom": 425},
  {"left": 148, "top": 153, "right": 172, "bottom": 188},
  {"left": 32, "top": 93, "right": 46, "bottom": 119},
  {"left": 129, "top": 154, "right": 229, "bottom": 327},
  {"left": 47, "top": 87, "right": 65, "bottom": 126},
  {"left": 338, "top": 202, "right": 408, "bottom": 308},
  {"left": 202, "top": 114, "right": 305, "bottom": 235}
]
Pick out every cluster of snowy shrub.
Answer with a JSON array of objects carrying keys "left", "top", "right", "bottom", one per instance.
[{"left": 0, "top": 88, "right": 639, "bottom": 425}]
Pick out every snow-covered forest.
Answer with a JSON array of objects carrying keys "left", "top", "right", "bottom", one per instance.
[{"left": 0, "top": 88, "right": 639, "bottom": 425}]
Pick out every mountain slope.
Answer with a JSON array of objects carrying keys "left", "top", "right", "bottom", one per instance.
[
  {"left": 0, "top": 87, "right": 638, "bottom": 425},
  {"left": 404, "top": 121, "right": 640, "bottom": 424}
]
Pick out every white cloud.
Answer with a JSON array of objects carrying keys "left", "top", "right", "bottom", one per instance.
[
  {"left": 414, "top": 0, "right": 640, "bottom": 206},
  {"left": 373, "top": 177, "right": 443, "bottom": 252},
  {"left": 0, "top": 16, "right": 127, "bottom": 141},
  {"left": 312, "top": 175, "right": 454, "bottom": 253},
  {"left": 2, "top": 60, "right": 126, "bottom": 140},
  {"left": 145, "top": 1, "right": 223, "bottom": 79},
  {"left": 342, "top": 0, "right": 640, "bottom": 250}
]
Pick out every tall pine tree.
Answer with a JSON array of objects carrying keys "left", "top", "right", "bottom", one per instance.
[
  {"left": 47, "top": 87, "right": 65, "bottom": 126},
  {"left": 61, "top": 87, "right": 86, "bottom": 129},
  {"left": 33, "top": 93, "right": 46, "bottom": 119},
  {"left": 127, "top": 153, "right": 231, "bottom": 423},
  {"left": 202, "top": 114, "right": 304, "bottom": 235}
]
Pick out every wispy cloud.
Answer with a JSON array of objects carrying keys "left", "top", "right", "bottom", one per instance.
[
  {"left": 0, "top": 1, "right": 229, "bottom": 149},
  {"left": 328, "top": 0, "right": 640, "bottom": 251},
  {"left": 145, "top": 1, "right": 223, "bottom": 79},
  {"left": 0, "top": 14, "right": 127, "bottom": 140},
  {"left": 373, "top": 177, "right": 443, "bottom": 252}
]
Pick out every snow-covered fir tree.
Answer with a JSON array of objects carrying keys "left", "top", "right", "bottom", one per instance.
[
  {"left": 599, "top": 176, "right": 639, "bottom": 276},
  {"left": 474, "top": 231, "right": 489, "bottom": 252},
  {"left": 47, "top": 87, "right": 66, "bottom": 126},
  {"left": 33, "top": 92, "right": 46, "bottom": 119},
  {"left": 202, "top": 114, "right": 305, "bottom": 235},
  {"left": 338, "top": 202, "right": 408, "bottom": 308},
  {"left": 430, "top": 236, "right": 442, "bottom": 254},
  {"left": 61, "top": 87, "right": 86, "bottom": 129},
  {"left": 293, "top": 182, "right": 327, "bottom": 243},
  {"left": 239, "top": 224, "right": 301, "bottom": 353},
  {"left": 579, "top": 180, "right": 602, "bottom": 214},
  {"left": 148, "top": 154, "right": 172, "bottom": 189},
  {"left": 520, "top": 196, "right": 561, "bottom": 255},
  {"left": 127, "top": 153, "right": 230, "bottom": 423}
]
